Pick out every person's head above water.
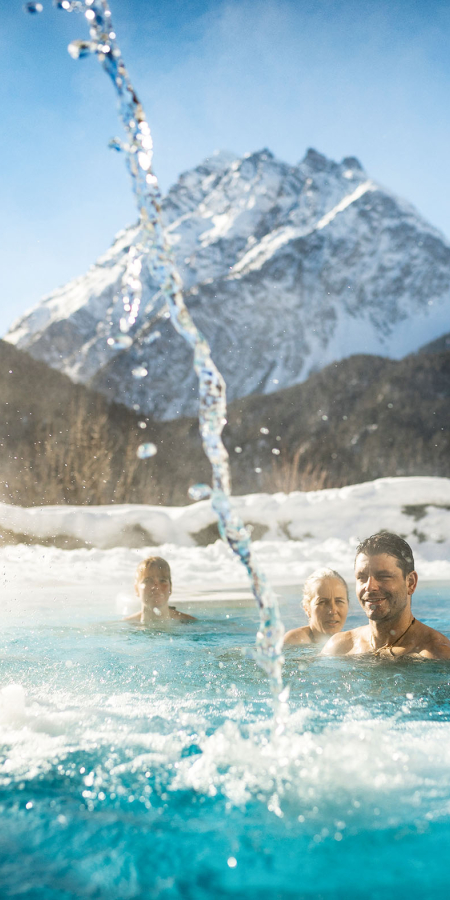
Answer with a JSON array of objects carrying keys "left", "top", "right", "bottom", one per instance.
[
  {"left": 135, "top": 556, "right": 172, "bottom": 589},
  {"left": 302, "top": 568, "right": 349, "bottom": 636},
  {"left": 284, "top": 567, "right": 349, "bottom": 646},
  {"left": 128, "top": 557, "right": 196, "bottom": 625},
  {"left": 354, "top": 532, "right": 417, "bottom": 625},
  {"left": 135, "top": 557, "right": 172, "bottom": 616},
  {"left": 322, "top": 531, "right": 450, "bottom": 659}
]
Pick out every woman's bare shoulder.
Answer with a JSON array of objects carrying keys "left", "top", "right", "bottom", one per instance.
[{"left": 284, "top": 626, "right": 312, "bottom": 646}]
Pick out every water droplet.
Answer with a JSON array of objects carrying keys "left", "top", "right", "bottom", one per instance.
[
  {"left": 227, "top": 857, "right": 237, "bottom": 868},
  {"left": 68, "top": 40, "right": 96, "bottom": 59},
  {"left": 85, "top": 8, "right": 95, "bottom": 20},
  {"left": 260, "top": 427, "right": 269, "bottom": 435},
  {"left": 144, "top": 330, "right": 161, "bottom": 344},
  {"left": 271, "top": 448, "right": 280, "bottom": 455},
  {"left": 107, "top": 335, "right": 133, "bottom": 349},
  {"left": 55, "top": 1, "right": 71, "bottom": 7},
  {"left": 132, "top": 366, "right": 148, "bottom": 379},
  {"left": 137, "top": 443, "right": 157, "bottom": 459},
  {"left": 24, "top": 2, "right": 43, "bottom": 12},
  {"left": 234, "top": 446, "right": 243, "bottom": 454},
  {"left": 254, "top": 467, "right": 262, "bottom": 473},
  {"left": 188, "top": 483, "right": 212, "bottom": 501},
  {"left": 138, "top": 421, "right": 147, "bottom": 429},
  {"left": 272, "top": 378, "right": 279, "bottom": 384},
  {"left": 138, "top": 151, "right": 151, "bottom": 171}
]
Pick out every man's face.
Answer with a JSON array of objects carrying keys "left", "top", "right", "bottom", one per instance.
[
  {"left": 137, "top": 565, "right": 171, "bottom": 611},
  {"left": 354, "top": 552, "right": 416, "bottom": 622}
]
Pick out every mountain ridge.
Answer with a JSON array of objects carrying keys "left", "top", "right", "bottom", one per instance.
[{"left": 6, "top": 146, "right": 450, "bottom": 419}]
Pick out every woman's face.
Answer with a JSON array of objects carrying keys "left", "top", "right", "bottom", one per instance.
[
  {"left": 304, "top": 577, "right": 348, "bottom": 636},
  {"left": 137, "top": 565, "right": 171, "bottom": 611}
]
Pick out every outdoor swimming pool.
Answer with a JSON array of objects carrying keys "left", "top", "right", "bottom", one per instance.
[{"left": 2, "top": 581, "right": 450, "bottom": 899}]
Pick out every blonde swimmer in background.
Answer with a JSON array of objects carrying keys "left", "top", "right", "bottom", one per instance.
[
  {"left": 284, "top": 568, "right": 349, "bottom": 646},
  {"left": 125, "top": 556, "right": 196, "bottom": 625}
]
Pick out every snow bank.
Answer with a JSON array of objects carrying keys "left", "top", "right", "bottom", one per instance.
[
  {"left": 1, "top": 475, "right": 449, "bottom": 549},
  {"left": 1, "top": 477, "right": 450, "bottom": 593}
]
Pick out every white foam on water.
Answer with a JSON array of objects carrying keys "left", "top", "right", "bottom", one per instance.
[{"left": 1, "top": 680, "right": 450, "bottom": 833}]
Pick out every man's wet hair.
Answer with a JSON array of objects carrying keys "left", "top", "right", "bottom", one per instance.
[{"left": 355, "top": 532, "right": 415, "bottom": 577}]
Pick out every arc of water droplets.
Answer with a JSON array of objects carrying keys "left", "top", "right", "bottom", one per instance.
[{"left": 51, "top": 0, "right": 285, "bottom": 694}]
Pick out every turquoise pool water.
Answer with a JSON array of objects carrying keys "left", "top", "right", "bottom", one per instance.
[{"left": 2, "top": 582, "right": 450, "bottom": 899}]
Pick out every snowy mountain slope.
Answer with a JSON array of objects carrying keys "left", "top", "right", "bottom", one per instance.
[{"left": 6, "top": 148, "right": 450, "bottom": 419}]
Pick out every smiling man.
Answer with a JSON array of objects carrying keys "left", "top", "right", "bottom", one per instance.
[{"left": 321, "top": 532, "right": 450, "bottom": 659}]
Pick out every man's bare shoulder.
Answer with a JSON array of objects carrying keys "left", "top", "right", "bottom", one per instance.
[
  {"left": 284, "top": 626, "right": 312, "bottom": 646},
  {"left": 414, "top": 621, "right": 450, "bottom": 659},
  {"left": 320, "top": 626, "right": 367, "bottom": 656}
]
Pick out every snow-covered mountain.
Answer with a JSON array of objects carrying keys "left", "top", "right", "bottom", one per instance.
[{"left": 6, "top": 147, "right": 450, "bottom": 419}]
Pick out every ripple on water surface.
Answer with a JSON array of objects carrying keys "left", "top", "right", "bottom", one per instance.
[{"left": 1, "top": 584, "right": 450, "bottom": 899}]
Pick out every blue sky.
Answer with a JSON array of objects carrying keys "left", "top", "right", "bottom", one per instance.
[{"left": 1, "top": 0, "right": 450, "bottom": 335}]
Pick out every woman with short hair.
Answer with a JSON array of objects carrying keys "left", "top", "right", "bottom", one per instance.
[{"left": 284, "top": 568, "right": 349, "bottom": 646}]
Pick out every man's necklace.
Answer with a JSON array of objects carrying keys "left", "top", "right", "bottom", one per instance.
[{"left": 370, "top": 617, "right": 416, "bottom": 657}]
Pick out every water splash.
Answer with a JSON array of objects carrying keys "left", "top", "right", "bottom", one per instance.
[
  {"left": 106, "top": 334, "right": 132, "bottom": 350},
  {"left": 131, "top": 365, "right": 148, "bottom": 379},
  {"left": 137, "top": 443, "right": 157, "bottom": 460},
  {"left": 188, "top": 483, "right": 212, "bottom": 502},
  {"left": 143, "top": 330, "right": 161, "bottom": 344},
  {"left": 35, "top": 0, "right": 285, "bottom": 694}
]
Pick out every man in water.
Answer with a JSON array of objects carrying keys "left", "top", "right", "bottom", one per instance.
[
  {"left": 321, "top": 532, "right": 450, "bottom": 659},
  {"left": 125, "top": 556, "right": 196, "bottom": 625}
]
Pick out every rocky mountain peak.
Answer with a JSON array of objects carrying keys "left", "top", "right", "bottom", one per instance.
[
  {"left": 301, "top": 147, "right": 331, "bottom": 171},
  {"left": 6, "top": 147, "right": 450, "bottom": 420}
]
